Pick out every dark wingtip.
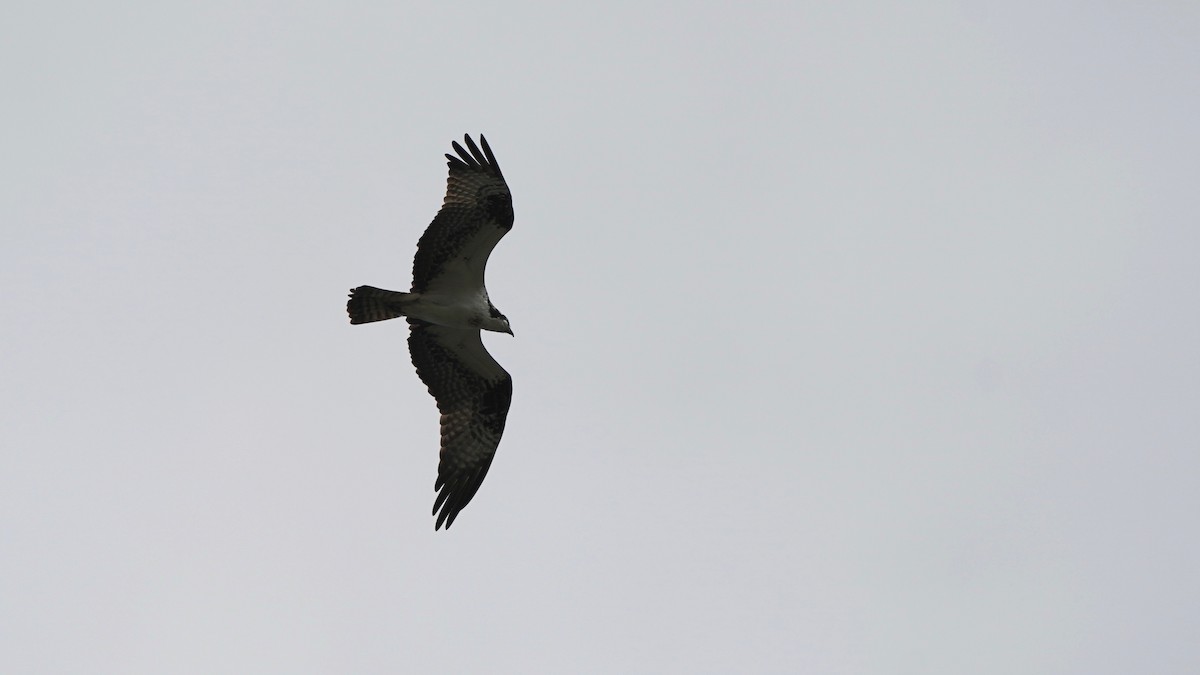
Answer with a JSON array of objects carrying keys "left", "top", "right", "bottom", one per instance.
[
  {"left": 450, "top": 140, "right": 474, "bottom": 168},
  {"left": 462, "top": 134, "right": 480, "bottom": 155},
  {"left": 433, "top": 503, "right": 455, "bottom": 530},
  {"left": 477, "top": 134, "right": 501, "bottom": 176},
  {"left": 445, "top": 134, "right": 502, "bottom": 178},
  {"left": 432, "top": 481, "right": 451, "bottom": 530}
]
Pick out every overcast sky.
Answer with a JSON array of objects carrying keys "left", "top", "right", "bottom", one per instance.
[{"left": 3, "top": 2, "right": 1198, "bottom": 673}]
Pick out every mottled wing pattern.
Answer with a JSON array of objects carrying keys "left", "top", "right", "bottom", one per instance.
[
  {"left": 411, "top": 135, "right": 514, "bottom": 294},
  {"left": 407, "top": 320, "right": 513, "bottom": 529}
]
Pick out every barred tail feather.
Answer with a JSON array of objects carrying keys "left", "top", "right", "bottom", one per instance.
[{"left": 347, "top": 286, "right": 412, "bottom": 324}]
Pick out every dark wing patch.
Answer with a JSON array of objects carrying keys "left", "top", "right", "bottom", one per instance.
[
  {"left": 410, "top": 134, "right": 513, "bottom": 294},
  {"left": 407, "top": 320, "right": 512, "bottom": 529}
]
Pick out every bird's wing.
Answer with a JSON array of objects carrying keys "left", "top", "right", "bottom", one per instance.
[
  {"left": 410, "top": 134, "right": 513, "bottom": 295},
  {"left": 407, "top": 320, "right": 512, "bottom": 529}
]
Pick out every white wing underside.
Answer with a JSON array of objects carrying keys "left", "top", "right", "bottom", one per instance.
[
  {"left": 426, "top": 325, "right": 506, "bottom": 379},
  {"left": 420, "top": 224, "right": 507, "bottom": 296}
]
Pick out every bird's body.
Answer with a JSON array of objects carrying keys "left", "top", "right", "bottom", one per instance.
[
  {"left": 348, "top": 134, "right": 514, "bottom": 530},
  {"left": 351, "top": 286, "right": 506, "bottom": 332}
]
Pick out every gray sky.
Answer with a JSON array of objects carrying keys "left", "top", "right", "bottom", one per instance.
[{"left": 3, "top": 2, "right": 1198, "bottom": 673}]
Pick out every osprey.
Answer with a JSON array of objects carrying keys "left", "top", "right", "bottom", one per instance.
[{"left": 347, "top": 134, "right": 514, "bottom": 530}]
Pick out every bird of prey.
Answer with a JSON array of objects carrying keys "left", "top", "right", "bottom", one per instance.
[{"left": 347, "top": 134, "right": 514, "bottom": 530}]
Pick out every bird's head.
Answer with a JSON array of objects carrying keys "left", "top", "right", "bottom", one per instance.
[
  {"left": 485, "top": 301, "right": 513, "bottom": 336},
  {"left": 485, "top": 312, "right": 514, "bottom": 336}
]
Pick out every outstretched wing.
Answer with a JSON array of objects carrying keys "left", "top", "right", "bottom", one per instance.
[
  {"left": 407, "top": 320, "right": 512, "bottom": 529},
  {"left": 411, "top": 134, "right": 514, "bottom": 295}
]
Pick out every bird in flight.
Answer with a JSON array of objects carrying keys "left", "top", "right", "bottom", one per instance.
[{"left": 348, "top": 134, "right": 515, "bottom": 530}]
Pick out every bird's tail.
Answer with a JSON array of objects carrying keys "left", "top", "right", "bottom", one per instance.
[{"left": 347, "top": 286, "right": 413, "bottom": 324}]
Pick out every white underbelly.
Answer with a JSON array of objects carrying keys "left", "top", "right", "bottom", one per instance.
[{"left": 405, "top": 292, "right": 488, "bottom": 328}]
